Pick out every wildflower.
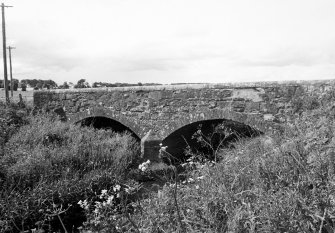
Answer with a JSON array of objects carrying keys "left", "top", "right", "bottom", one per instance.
[
  {"left": 113, "top": 184, "right": 121, "bottom": 192},
  {"left": 197, "top": 176, "right": 205, "bottom": 180},
  {"left": 78, "top": 200, "right": 89, "bottom": 210},
  {"left": 187, "top": 178, "right": 195, "bottom": 183},
  {"left": 138, "top": 160, "right": 151, "bottom": 172},
  {"left": 99, "top": 189, "right": 108, "bottom": 199},
  {"left": 125, "top": 186, "right": 135, "bottom": 194},
  {"left": 95, "top": 201, "right": 102, "bottom": 209},
  {"left": 106, "top": 196, "right": 114, "bottom": 205},
  {"left": 195, "top": 185, "right": 200, "bottom": 189}
]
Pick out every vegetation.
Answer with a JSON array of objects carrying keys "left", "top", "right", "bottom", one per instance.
[
  {"left": 0, "top": 105, "right": 140, "bottom": 232},
  {"left": 1, "top": 89, "right": 335, "bottom": 232},
  {"left": 92, "top": 82, "right": 162, "bottom": 88},
  {"left": 21, "top": 79, "right": 58, "bottom": 90},
  {"left": 0, "top": 80, "right": 19, "bottom": 91},
  {"left": 74, "top": 79, "right": 91, "bottom": 89}
]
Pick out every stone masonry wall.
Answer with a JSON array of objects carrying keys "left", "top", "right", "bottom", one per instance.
[{"left": 34, "top": 79, "right": 335, "bottom": 141}]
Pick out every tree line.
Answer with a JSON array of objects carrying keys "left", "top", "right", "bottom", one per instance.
[
  {"left": 1, "top": 78, "right": 162, "bottom": 91},
  {"left": 0, "top": 79, "right": 57, "bottom": 91}
]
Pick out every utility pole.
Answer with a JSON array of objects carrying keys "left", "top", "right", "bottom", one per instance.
[
  {"left": 7, "top": 46, "right": 15, "bottom": 97},
  {"left": 1, "top": 3, "right": 12, "bottom": 103}
]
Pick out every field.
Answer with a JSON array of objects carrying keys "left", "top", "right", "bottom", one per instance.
[
  {"left": 1, "top": 90, "right": 335, "bottom": 232},
  {"left": 0, "top": 89, "right": 34, "bottom": 106}
]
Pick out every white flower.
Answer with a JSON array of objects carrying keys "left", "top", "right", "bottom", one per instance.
[
  {"left": 138, "top": 160, "right": 151, "bottom": 172},
  {"left": 197, "top": 176, "right": 205, "bottom": 180},
  {"left": 187, "top": 178, "right": 195, "bottom": 183},
  {"left": 106, "top": 196, "right": 114, "bottom": 205},
  {"left": 125, "top": 186, "right": 135, "bottom": 194},
  {"left": 78, "top": 200, "right": 89, "bottom": 210},
  {"left": 113, "top": 185, "right": 121, "bottom": 192},
  {"left": 99, "top": 189, "right": 108, "bottom": 199}
]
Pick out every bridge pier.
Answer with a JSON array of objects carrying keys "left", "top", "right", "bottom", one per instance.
[{"left": 141, "top": 130, "right": 162, "bottom": 163}]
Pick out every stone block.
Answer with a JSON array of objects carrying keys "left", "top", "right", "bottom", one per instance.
[
  {"left": 232, "top": 101, "right": 245, "bottom": 112},
  {"left": 215, "top": 89, "right": 232, "bottom": 99},
  {"left": 141, "top": 130, "right": 162, "bottom": 162},
  {"left": 149, "top": 91, "right": 162, "bottom": 100},
  {"left": 245, "top": 102, "right": 260, "bottom": 112}
]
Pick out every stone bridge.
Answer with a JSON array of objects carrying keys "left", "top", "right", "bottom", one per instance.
[{"left": 34, "top": 79, "right": 334, "bottom": 161}]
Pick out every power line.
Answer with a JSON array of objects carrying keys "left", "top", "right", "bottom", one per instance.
[{"left": 1, "top": 3, "right": 12, "bottom": 103}]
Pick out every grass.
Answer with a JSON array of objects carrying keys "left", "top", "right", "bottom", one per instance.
[
  {"left": 0, "top": 107, "right": 140, "bottom": 232},
  {"left": 0, "top": 89, "right": 34, "bottom": 106},
  {"left": 114, "top": 106, "right": 335, "bottom": 232}
]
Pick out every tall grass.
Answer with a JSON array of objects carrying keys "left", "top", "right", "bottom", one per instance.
[
  {"left": 0, "top": 113, "right": 140, "bottom": 232},
  {"left": 125, "top": 105, "right": 335, "bottom": 232}
]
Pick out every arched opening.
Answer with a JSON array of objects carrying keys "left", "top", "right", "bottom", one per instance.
[
  {"left": 77, "top": 116, "right": 141, "bottom": 141},
  {"left": 161, "top": 119, "right": 262, "bottom": 163}
]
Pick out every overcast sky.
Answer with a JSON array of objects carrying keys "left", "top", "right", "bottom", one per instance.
[{"left": 2, "top": 0, "right": 335, "bottom": 85}]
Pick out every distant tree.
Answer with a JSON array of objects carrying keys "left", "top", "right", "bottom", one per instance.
[
  {"left": 138, "top": 82, "right": 143, "bottom": 86},
  {"left": 21, "top": 83, "right": 27, "bottom": 91},
  {"left": 20, "top": 79, "right": 57, "bottom": 89},
  {"left": 74, "top": 79, "right": 90, "bottom": 88},
  {"left": 42, "top": 83, "right": 50, "bottom": 90},
  {"left": 59, "top": 82, "right": 69, "bottom": 89},
  {"left": 43, "top": 80, "right": 57, "bottom": 89},
  {"left": 10, "top": 79, "right": 19, "bottom": 91},
  {"left": 34, "top": 83, "right": 42, "bottom": 90}
]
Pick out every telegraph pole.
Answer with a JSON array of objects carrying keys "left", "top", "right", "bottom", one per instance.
[
  {"left": 1, "top": 3, "right": 12, "bottom": 103},
  {"left": 7, "top": 46, "right": 14, "bottom": 97}
]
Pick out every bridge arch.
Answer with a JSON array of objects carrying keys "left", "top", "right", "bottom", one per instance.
[
  {"left": 67, "top": 108, "right": 142, "bottom": 139},
  {"left": 159, "top": 109, "right": 279, "bottom": 140},
  {"left": 160, "top": 118, "right": 262, "bottom": 161}
]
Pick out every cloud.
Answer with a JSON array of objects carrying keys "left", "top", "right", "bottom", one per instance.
[
  {"left": 237, "top": 44, "right": 335, "bottom": 68},
  {"left": 11, "top": 37, "right": 86, "bottom": 74}
]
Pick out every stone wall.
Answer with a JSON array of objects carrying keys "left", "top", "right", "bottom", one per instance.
[{"left": 34, "top": 79, "right": 335, "bottom": 161}]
